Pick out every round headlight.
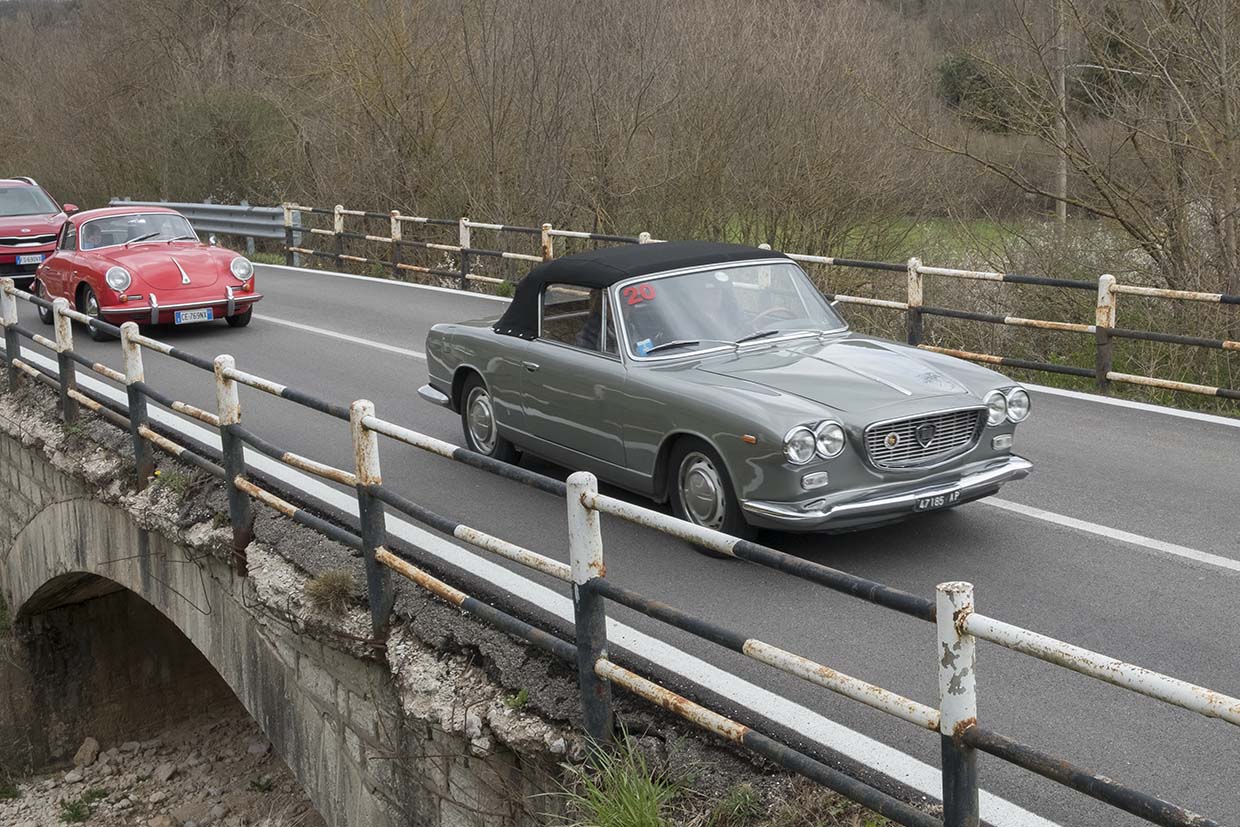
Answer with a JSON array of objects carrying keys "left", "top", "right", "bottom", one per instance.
[
  {"left": 984, "top": 390, "right": 1007, "bottom": 426},
  {"left": 230, "top": 257, "right": 254, "bottom": 281},
  {"left": 1006, "top": 388, "right": 1031, "bottom": 422},
  {"left": 104, "top": 266, "right": 131, "bottom": 292},
  {"left": 814, "top": 421, "right": 846, "bottom": 459},
  {"left": 783, "top": 426, "right": 817, "bottom": 465}
]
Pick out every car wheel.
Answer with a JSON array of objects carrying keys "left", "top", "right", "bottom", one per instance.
[
  {"left": 668, "top": 439, "right": 754, "bottom": 555},
  {"left": 226, "top": 307, "right": 253, "bottom": 328},
  {"left": 76, "top": 284, "right": 112, "bottom": 342},
  {"left": 34, "top": 281, "right": 53, "bottom": 325},
  {"left": 460, "top": 374, "right": 519, "bottom": 463}
]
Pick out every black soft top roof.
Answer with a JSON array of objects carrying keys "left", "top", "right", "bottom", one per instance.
[{"left": 495, "top": 240, "right": 787, "bottom": 339}]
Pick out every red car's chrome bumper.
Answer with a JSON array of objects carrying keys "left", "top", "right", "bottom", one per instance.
[{"left": 100, "top": 290, "right": 262, "bottom": 325}]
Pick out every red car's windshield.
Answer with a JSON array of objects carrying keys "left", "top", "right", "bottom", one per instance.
[
  {"left": 0, "top": 186, "right": 58, "bottom": 218},
  {"left": 80, "top": 213, "right": 197, "bottom": 250}
]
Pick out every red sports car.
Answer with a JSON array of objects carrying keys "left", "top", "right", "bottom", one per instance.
[{"left": 34, "top": 206, "right": 262, "bottom": 339}]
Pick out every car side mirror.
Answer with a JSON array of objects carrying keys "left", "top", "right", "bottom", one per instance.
[
  {"left": 208, "top": 234, "right": 218, "bottom": 247},
  {"left": 63, "top": 204, "right": 79, "bottom": 215}
]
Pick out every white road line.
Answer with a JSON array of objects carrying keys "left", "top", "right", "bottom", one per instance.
[
  {"left": 984, "top": 498, "right": 1240, "bottom": 574},
  {"left": 1025, "top": 384, "right": 1240, "bottom": 429},
  {"left": 256, "top": 263, "right": 512, "bottom": 303},
  {"left": 12, "top": 342, "right": 1059, "bottom": 827},
  {"left": 253, "top": 314, "right": 426, "bottom": 360}
]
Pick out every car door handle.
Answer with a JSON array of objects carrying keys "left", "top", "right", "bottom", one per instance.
[{"left": 522, "top": 361, "right": 540, "bottom": 372}]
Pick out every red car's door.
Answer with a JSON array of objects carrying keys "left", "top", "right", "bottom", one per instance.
[{"left": 39, "top": 222, "right": 76, "bottom": 299}]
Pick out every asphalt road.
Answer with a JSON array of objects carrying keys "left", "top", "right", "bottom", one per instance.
[{"left": 15, "top": 264, "right": 1240, "bottom": 827}]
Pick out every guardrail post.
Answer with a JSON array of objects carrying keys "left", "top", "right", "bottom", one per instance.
[
  {"left": 350, "top": 399, "right": 394, "bottom": 640},
  {"left": 1, "top": 278, "right": 18, "bottom": 387},
  {"left": 639, "top": 232, "right": 652, "bottom": 244},
  {"left": 52, "top": 299, "right": 78, "bottom": 424},
  {"left": 907, "top": 257, "right": 924, "bottom": 346},
  {"left": 459, "top": 216, "right": 471, "bottom": 290},
  {"left": 937, "top": 581, "right": 979, "bottom": 827},
  {"left": 390, "top": 211, "right": 402, "bottom": 280},
  {"left": 1094, "top": 274, "right": 1117, "bottom": 394},
  {"left": 333, "top": 204, "right": 345, "bottom": 268},
  {"left": 120, "top": 323, "right": 154, "bottom": 489},
  {"left": 566, "top": 471, "right": 613, "bottom": 743},
  {"left": 282, "top": 203, "right": 295, "bottom": 267},
  {"left": 214, "top": 354, "right": 253, "bottom": 576},
  {"left": 239, "top": 199, "right": 256, "bottom": 255},
  {"left": 541, "top": 223, "right": 553, "bottom": 261}
]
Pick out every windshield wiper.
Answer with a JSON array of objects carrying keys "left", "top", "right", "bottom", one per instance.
[
  {"left": 125, "top": 232, "right": 160, "bottom": 245},
  {"left": 735, "top": 329, "right": 784, "bottom": 344},
  {"left": 169, "top": 235, "right": 197, "bottom": 242},
  {"left": 643, "top": 338, "right": 734, "bottom": 355}
]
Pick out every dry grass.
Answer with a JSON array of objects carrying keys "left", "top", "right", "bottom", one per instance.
[{"left": 303, "top": 570, "right": 355, "bottom": 615}]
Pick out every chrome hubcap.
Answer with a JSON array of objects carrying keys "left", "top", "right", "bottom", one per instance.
[
  {"left": 678, "top": 452, "right": 726, "bottom": 529},
  {"left": 84, "top": 292, "right": 99, "bottom": 318},
  {"left": 465, "top": 387, "right": 497, "bottom": 454}
]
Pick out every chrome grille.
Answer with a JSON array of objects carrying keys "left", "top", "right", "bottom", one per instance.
[
  {"left": 865, "top": 408, "right": 984, "bottom": 469},
  {"left": 0, "top": 234, "right": 56, "bottom": 246}
]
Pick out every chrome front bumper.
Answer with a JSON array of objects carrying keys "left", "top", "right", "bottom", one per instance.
[
  {"left": 742, "top": 455, "right": 1032, "bottom": 531},
  {"left": 417, "top": 384, "right": 451, "bottom": 408}
]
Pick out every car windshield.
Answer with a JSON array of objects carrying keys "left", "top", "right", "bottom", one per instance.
[
  {"left": 79, "top": 213, "right": 197, "bottom": 251},
  {"left": 0, "top": 186, "right": 58, "bottom": 218},
  {"left": 615, "top": 261, "right": 846, "bottom": 357}
]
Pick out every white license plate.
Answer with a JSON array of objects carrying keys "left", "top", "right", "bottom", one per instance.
[
  {"left": 914, "top": 491, "right": 962, "bottom": 512},
  {"left": 16, "top": 254, "right": 43, "bottom": 265},
  {"left": 174, "top": 308, "right": 213, "bottom": 325}
]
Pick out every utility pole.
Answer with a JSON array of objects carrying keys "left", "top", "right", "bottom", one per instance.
[{"left": 1054, "top": 0, "right": 1068, "bottom": 225}]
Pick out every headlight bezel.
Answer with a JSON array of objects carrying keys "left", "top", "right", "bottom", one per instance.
[
  {"left": 230, "top": 256, "right": 254, "bottom": 282},
  {"left": 813, "top": 420, "right": 846, "bottom": 459},
  {"left": 104, "top": 266, "right": 131, "bottom": 293},
  {"left": 783, "top": 425, "right": 817, "bottom": 465},
  {"left": 984, "top": 390, "right": 1008, "bottom": 426},
  {"left": 1005, "top": 387, "right": 1031, "bottom": 423}
]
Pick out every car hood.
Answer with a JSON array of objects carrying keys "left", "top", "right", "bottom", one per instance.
[
  {"left": 694, "top": 335, "right": 975, "bottom": 414},
  {"left": 0, "top": 213, "right": 63, "bottom": 236},
  {"left": 96, "top": 245, "right": 226, "bottom": 291}
]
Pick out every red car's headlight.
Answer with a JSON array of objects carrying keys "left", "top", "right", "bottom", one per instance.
[{"left": 105, "top": 266, "right": 131, "bottom": 292}]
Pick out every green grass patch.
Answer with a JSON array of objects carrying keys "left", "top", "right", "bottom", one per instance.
[
  {"left": 250, "top": 251, "right": 286, "bottom": 266},
  {"left": 556, "top": 734, "right": 682, "bottom": 827},
  {"left": 80, "top": 787, "right": 108, "bottom": 805},
  {"left": 0, "top": 777, "right": 19, "bottom": 801},
  {"left": 58, "top": 798, "right": 90, "bottom": 823},
  {"left": 504, "top": 688, "right": 529, "bottom": 710},
  {"left": 151, "top": 468, "right": 193, "bottom": 496},
  {"left": 705, "top": 784, "right": 763, "bottom": 827}
]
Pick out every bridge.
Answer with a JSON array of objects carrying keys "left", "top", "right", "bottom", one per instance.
[{"left": 1, "top": 260, "right": 1237, "bottom": 827}]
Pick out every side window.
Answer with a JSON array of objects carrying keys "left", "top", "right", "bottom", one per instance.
[
  {"left": 542, "top": 284, "right": 613, "bottom": 354},
  {"left": 61, "top": 223, "right": 76, "bottom": 251}
]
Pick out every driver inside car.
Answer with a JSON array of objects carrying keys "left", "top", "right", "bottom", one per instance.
[
  {"left": 80, "top": 223, "right": 102, "bottom": 250},
  {"left": 696, "top": 272, "right": 749, "bottom": 338}
]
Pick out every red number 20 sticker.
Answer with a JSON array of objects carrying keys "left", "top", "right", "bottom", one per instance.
[{"left": 622, "top": 283, "right": 657, "bottom": 305}]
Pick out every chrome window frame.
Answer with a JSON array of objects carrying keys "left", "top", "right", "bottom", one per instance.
[{"left": 78, "top": 212, "right": 200, "bottom": 252}]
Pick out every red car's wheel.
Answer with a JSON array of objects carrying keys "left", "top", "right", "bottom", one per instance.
[
  {"left": 76, "top": 284, "right": 112, "bottom": 342},
  {"left": 35, "top": 281, "right": 53, "bottom": 326},
  {"left": 226, "top": 307, "right": 253, "bottom": 328}
]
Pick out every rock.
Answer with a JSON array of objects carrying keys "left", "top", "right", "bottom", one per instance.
[
  {"left": 207, "top": 786, "right": 224, "bottom": 798},
  {"left": 150, "top": 790, "right": 169, "bottom": 804},
  {"left": 104, "top": 747, "right": 121, "bottom": 761},
  {"left": 208, "top": 803, "right": 228, "bottom": 820},
  {"left": 147, "top": 816, "right": 179, "bottom": 827},
  {"left": 116, "top": 798, "right": 133, "bottom": 809},
  {"left": 63, "top": 769, "right": 83, "bottom": 784},
  {"left": 73, "top": 736, "right": 100, "bottom": 767},
  {"left": 153, "top": 761, "right": 178, "bottom": 783},
  {"left": 122, "top": 740, "right": 142, "bottom": 753},
  {"left": 245, "top": 739, "right": 270, "bottom": 756},
  {"left": 187, "top": 751, "right": 207, "bottom": 767},
  {"left": 98, "top": 763, "right": 116, "bottom": 777},
  {"left": 137, "top": 764, "right": 153, "bottom": 780}
]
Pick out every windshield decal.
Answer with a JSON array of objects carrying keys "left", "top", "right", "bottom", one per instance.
[{"left": 622, "top": 283, "right": 656, "bottom": 305}]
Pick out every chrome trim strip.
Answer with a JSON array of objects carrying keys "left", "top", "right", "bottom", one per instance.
[
  {"left": 417, "top": 384, "right": 451, "bottom": 408},
  {"left": 226, "top": 286, "right": 235, "bottom": 317},
  {"left": 100, "top": 294, "right": 261, "bottom": 316},
  {"left": 742, "top": 455, "right": 1032, "bottom": 525},
  {"left": 149, "top": 293, "right": 159, "bottom": 325}
]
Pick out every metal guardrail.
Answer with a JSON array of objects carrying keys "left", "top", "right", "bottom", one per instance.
[
  {"left": 276, "top": 202, "right": 1239, "bottom": 405},
  {"left": 1, "top": 275, "right": 1236, "bottom": 827}
]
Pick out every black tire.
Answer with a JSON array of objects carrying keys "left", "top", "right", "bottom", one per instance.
[
  {"left": 34, "top": 281, "right": 53, "bottom": 325},
  {"left": 459, "top": 373, "right": 519, "bottom": 463},
  {"left": 76, "top": 284, "right": 112, "bottom": 341},
  {"left": 226, "top": 307, "right": 253, "bottom": 328},
  {"left": 667, "top": 438, "right": 754, "bottom": 555}
]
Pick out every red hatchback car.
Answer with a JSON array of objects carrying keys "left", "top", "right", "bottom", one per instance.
[
  {"left": 34, "top": 206, "right": 262, "bottom": 339},
  {"left": 0, "top": 177, "right": 77, "bottom": 287}
]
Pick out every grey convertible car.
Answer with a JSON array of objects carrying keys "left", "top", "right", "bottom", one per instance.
[{"left": 419, "top": 241, "right": 1031, "bottom": 536}]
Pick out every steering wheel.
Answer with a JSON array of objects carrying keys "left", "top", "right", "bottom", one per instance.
[{"left": 751, "top": 306, "right": 798, "bottom": 328}]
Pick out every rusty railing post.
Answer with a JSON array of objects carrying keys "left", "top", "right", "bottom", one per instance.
[
  {"left": 937, "top": 581, "right": 980, "bottom": 827},
  {"left": 639, "top": 231, "right": 652, "bottom": 244},
  {"left": 52, "top": 298, "right": 78, "bottom": 424},
  {"left": 390, "top": 210, "right": 402, "bottom": 280},
  {"left": 120, "top": 322, "right": 154, "bottom": 489},
  {"left": 1, "top": 278, "right": 18, "bottom": 387},
  {"left": 541, "top": 223, "right": 554, "bottom": 261},
  {"left": 350, "top": 399, "right": 394, "bottom": 640},
  {"left": 907, "top": 257, "right": 924, "bottom": 346},
  {"left": 214, "top": 354, "right": 252, "bottom": 576},
  {"left": 567, "top": 471, "right": 613, "bottom": 743},
  {"left": 1095, "top": 274, "right": 1117, "bottom": 394},
  {"left": 282, "top": 203, "right": 295, "bottom": 267},
  {"left": 458, "top": 216, "right": 471, "bottom": 290},
  {"left": 333, "top": 204, "right": 345, "bottom": 269}
]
